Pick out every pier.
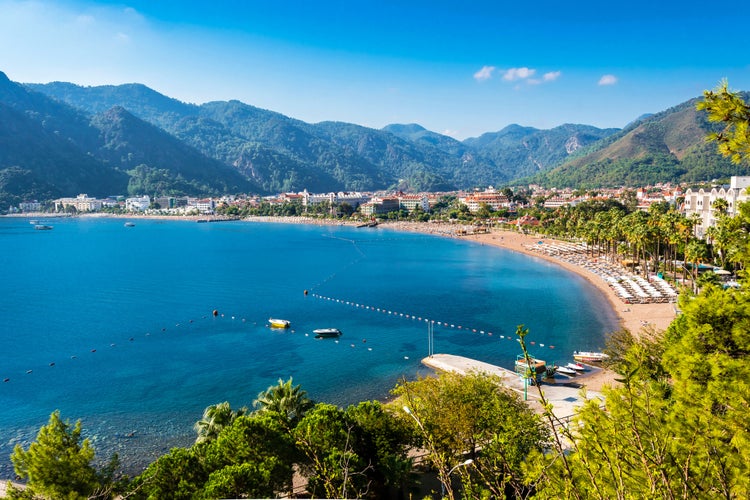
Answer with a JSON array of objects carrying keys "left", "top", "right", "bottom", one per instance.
[{"left": 422, "top": 354, "right": 604, "bottom": 422}]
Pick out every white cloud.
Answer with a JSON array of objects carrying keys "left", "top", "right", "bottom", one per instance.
[
  {"left": 473, "top": 65, "right": 495, "bottom": 82},
  {"left": 442, "top": 129, "right": 460, "bottom": 138},
  {"left": 502, "top": 67, "right": 536, "bottom": 81},
  {"left": 543, "top": 71, "right": 561, "bottom": 82},
  {"left": 598, "top": 74, "right": 618, "bottom": 85}
]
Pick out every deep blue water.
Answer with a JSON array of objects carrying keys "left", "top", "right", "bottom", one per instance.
[{"left": 0, "top": 217, "right": 617, "bottom": 475}]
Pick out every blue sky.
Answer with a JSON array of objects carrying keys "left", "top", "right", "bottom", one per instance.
[{"left": 1, "top": 0, "right": 748, "bottom": 139}]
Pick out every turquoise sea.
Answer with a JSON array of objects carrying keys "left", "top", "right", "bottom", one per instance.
[{"left": 0, "top": 217, "right": 617, "bottom": 475}]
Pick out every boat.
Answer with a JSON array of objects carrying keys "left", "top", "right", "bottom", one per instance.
[
  {"left": 34, "top": 224, "right": 53, "bottom": 230},
  {"left": 566, "top": 362, "right": 586, "bottom": 371},
  {"left": 313, "top": 328, "right": 342, "bottom": 337},
  {"left": 555, "top": 365, "right": 577, "bottom": 376},
  {"left": 573, "top": 351, "right": 610, "bottom": 363},
  {"left": 124, "top": 222, "right": 135, "bottom": 227},
  {"left": 268, "top": 318, "right": 290, "bottom": 329},
  {"left": 29, "top": 220, "right": 38, "bottom": 225}
]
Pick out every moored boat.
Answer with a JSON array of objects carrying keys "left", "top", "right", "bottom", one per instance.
[
  {"left": 124, "top": 221, "right": 135, "bottom": 227},
  {"left": 566, "top": 362, "right": 586, "bottom": 371},
  {"left": 556, "top": 365, "right": 577, "bottom": 376},
  {"left": 34, "top": 224, "right": 53, "bottom": 230},
  {"left": 313, "top": 328, "right": 342, "bottom": 337},
  {"left": 573, "top": 351, "right": 609, "bottom": 363},
  {"left": 268, "top": 318, "right": 291, "bottom": 328}
]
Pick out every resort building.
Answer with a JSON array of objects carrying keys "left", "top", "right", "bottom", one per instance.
[
  {"left": 397, "top": 194, "right": 430, "bottom": 213},
  {"left": 154, "top": 196, "right": 188, "bottom": 210},
  {"left": 543, "top": 195, "right": 582, "bottom": 209},
  {"left": 682, "top": 176, "right": 750, "bottom": 237},
  {"left": 125, "top": 195, "right": 151, "bottom": 212},
  {"left": 459, "top": 189, "right": 511, "bottom": 213},
  {"left": 18, "top": 200, "right": 42, "bottom": 212},
  {"left": 360, "top": 196, "right": 400, "bottom": 216},
  {"left": 54, "top": 194, "right": 103, "bottom": 212},
  {"left": 192, "top": 198, "right": 216, "bottom": 214},
  {"left": 300, "top": 190, "right": 370, "bottom": 210}
]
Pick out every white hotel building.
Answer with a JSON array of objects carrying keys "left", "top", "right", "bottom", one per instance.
[{"left": 682, "top": 176, "right": 750, "bottom": 237}]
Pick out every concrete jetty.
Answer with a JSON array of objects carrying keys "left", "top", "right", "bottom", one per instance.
[{"left": 422, "top": 353, "right": 604, "bottom": 421}]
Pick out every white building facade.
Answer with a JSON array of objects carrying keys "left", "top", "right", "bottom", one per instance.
[
  {"left": 683, "top": 176, "right": 750, "bottom": 237},
  {"left": 125, "top": 195, "right": 151, "bottom": 212}
]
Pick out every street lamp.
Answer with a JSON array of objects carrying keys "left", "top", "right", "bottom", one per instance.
[
  {"left": 403, "top": 405, "right": 424, "bottom": 431},
  {"left": 442, "top": 459, "right": 473, "bottom": 499}
]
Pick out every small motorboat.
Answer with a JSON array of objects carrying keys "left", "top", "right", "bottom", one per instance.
[
  {"left": 124, "top": 221, "right": 135, "bottom": 227},
  {"left": 555, "top": 365, "right": 577, "bottom": 376},
  {"left": 566, "top": 362, "right": 586, "bottom": 372},
  {"left": 313, "top": 328, "right": 342, "bottom": 337},
  {"left": 268, "top": 318, "right": 291, "bottom": 329},
  {"left": 34, "top": 224, "right": 53, "bottom": 230}
]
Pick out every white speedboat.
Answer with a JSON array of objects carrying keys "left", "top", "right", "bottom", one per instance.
[
  {"left": 313, "top": 328, "right": 342, "bottom": 337},
  {"left": 556, "top": 365, "right": 577, "bottom": 376},
  {"left": 566, "top": 362, "right": 586, "bottom": 371}
]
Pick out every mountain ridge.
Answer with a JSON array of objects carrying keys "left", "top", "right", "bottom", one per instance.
[{"left": 2, "top": 70, "right": 745, "bottom": 209}]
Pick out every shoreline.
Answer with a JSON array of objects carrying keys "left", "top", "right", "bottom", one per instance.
[
  {"left": 363, "top": 221, "right": 678, "bottom": 337},
  {"left": 371, "top": 222, "right": 679, "bottom": 392}
]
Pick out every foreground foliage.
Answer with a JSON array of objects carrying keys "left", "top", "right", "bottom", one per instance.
[
  {"left": 394, "top": 370, "right": 549, "bottom": 499},
  {"left": 8, "top": 411, "right": 121, "bottom": 499}
]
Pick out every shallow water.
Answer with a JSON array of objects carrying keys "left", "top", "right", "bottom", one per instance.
[{"left": 0, "top": 217, "right": 617, "bottom": 475}]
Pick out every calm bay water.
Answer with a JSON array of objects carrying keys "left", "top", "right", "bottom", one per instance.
[{"left": 0, "top": 217, "right": 617, "bottom": 475}]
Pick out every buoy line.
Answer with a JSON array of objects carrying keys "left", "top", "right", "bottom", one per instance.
[
  {"left": 310, "top": 293, "right": 557, "bottom": 351},
  {"left": 2, "top": 304, "right": 390, "bottom": 385}
]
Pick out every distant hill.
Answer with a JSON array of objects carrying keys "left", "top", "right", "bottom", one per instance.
[
  {"left": 0, "top": 73, "right": 128, "bottom": 207},
  {"left": 6, "top": 70, "right": 744, "bottom": 207},
  {"left": 0, "top": 72, "right": 260, "bottom": 209},
  {"left": 464, "top": 123, "right": 620, "bottom": 179},
  {"left": 531, "top": 96, "right": 750, "bottom": 188},
  {"left": 24, "top": 77, "right": 619, "bottom": 194}
]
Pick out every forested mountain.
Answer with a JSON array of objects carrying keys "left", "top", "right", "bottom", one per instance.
[
  {"left": 0, "top": 73, "right": 128, "bottom": 207},
  {"left": 464, "top": 123, "right": 621, "bottom": 179},
  {"left": 531, "top": 95, "right": 750, "bottom": 188},
  {"left": 21, "top": 76, "right": 619, "bottom": 196},
  {"left": 4, "top": 70, "right": 746, "bottom": 209},
  {"left": 0, "top": 72, "right": 259, "bottom": 209}
]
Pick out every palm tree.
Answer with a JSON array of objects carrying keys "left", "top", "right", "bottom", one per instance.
[
  {"left": 194, "top": 401, "right": 248, "bottom": 444},
  {"left": 253, "top": 377, "right": 314, "bottom": 428},
  {"left": 685, "top": 238, "right": 709, "bottom": 293}
]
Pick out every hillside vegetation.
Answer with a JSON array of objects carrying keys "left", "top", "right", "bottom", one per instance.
[{"left": 0, "top": 70, "right": 747, "bottom": 209}]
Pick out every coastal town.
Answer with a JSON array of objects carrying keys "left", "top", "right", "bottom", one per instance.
[{"left": 10, "top": 177, "right": 748, "bottom": 241}]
